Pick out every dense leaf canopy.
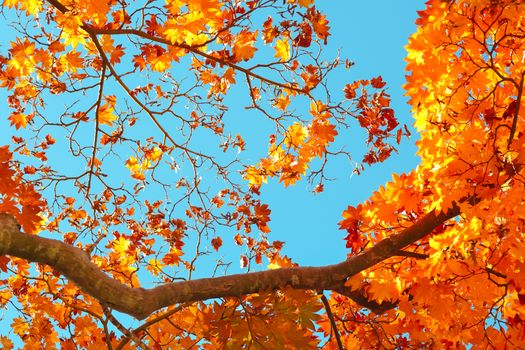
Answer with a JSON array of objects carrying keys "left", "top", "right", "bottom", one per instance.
[{"left": 0, "top": 0, "right": 524, "bottom": 348}]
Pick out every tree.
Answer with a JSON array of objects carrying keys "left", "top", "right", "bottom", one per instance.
[{"left": 0, "top": 0, "right": 524, "bottom": 348}]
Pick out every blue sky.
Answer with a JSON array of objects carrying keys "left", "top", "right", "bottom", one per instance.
[
  {"left": 260, "top": 1, "right": 424, "bottom": 265},
  {"left": 0, "top": 0, "right": 426, "bottom": 342}
]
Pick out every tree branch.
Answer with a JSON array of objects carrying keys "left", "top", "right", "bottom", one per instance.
[
  {"left": 320, "top": 293, "right": 344, "bottom": 350},
  {"left": 331, "top": 287, "right": 400, "bottom": 314},
  {"left": 44, "top": 0, "right": 306, "bottom": 95},
  {"left": 0, "top": 205, "right": 460, "bottom": 320}
]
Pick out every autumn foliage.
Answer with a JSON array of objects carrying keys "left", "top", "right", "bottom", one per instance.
[{"left": 0, "top": 0, "right": 524, "bottom": 348}]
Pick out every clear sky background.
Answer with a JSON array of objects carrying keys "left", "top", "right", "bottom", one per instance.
[
  {"left": 258, "top": 1, "right": 425, "bottom": 266},
  {"left": 0, "top": 0, "right": 426, "bottom": 341}
]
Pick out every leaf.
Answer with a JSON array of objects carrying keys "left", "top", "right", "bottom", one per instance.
[
  {"left": 233, "top": 30, "right": 257, "bottom": 62},
  {"left": 284, "top": 122, "right": 308, "bottom": 149},
  {"left": 307, "top": 7, "right": 330, "bottom": 43},
  {"left": 97, "top": 105, "right": 116, "bottom": 127},
  {"left": 344, "top": 273, "right": 364, "bottom": 291},
  {"left": 273, "top": 94, "right": 291, "bottom": 111},
  {"left": 274, "top": 39, "right": 291, "bottom": 61},
  {"left": 288, "top": 0, "right": 314, "bottom": 7},
  {"left": 112, "top": 236, "right": 131, "bottom": 254},
  {"left": 8, "top": 112, "right": 28, "bottom": 129},
  {"left": 0, "top": 256, "right": 10, "bottom": 272},
  {"left": 97, "top": 96, "right": 117, "bottom": 127},
  {"left": 211, "top": 236, "right": 222, "bottom": 251},
  {"left": 366, "top": 280, "right": 398, "bottom": 303}
]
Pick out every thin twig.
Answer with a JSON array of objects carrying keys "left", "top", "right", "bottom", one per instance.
[
  {"left": 320, "top": 293, "right": 345, "bottom": 350},
  {"left": 395, "top": 250, "right": 429, "bottom": 259},
  {"left": 86, "top": 63, "right": 106, "bottom": 196},
  {"left": 115, "top": 304, "right": 187, "bottom": 350},
  {"left": 508, "top": 72, "right": 524, "bottom": 147},
  {"left": 103, "top": 305, "right": 150, "bottom": 350}
]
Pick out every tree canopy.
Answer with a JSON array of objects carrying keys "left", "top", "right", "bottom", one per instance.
[{"left": 0, "top": 0, "right": 524, "bottom": 348}]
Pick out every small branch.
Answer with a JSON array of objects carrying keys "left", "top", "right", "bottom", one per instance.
[
  {"left": 508, "top": 72, "right": 524, "bottom": 147},
  {"left": 332, "top": 287, "right": 399, "bottom": 314},
  {"left": 395, "top": 250, "right": 429, "bottom": 259},
  {"left": 44, "top": 0, "right": 306, "bottom": 95},
  {"left": 89, "top": 27, "right": 306, "bottom": 95},
  {"left": 320, "top": 293, "right": 345, "bottom": 350},
  {"left": 86, "top": 63, "right": 106, "bottom": 196},
  {"left": 103, "top": 305, "right": 150, "bottom": 350},
  {"left": 485, "top": 267, "right": 507, "bottom": 279},
  {"left": 114, "top": 304, "right": 186, "bottom": 350}
]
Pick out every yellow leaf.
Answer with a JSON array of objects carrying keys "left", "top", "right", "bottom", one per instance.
[
  {"left": 8, "top": 38, "right": 35, "bottom": 74},
  {"left": 97, "top": 96, "right": 117, "bottom": 127},
  {"left": 112, "top": 236, "right": 131, "bottom": 254},
  {"left": 19, "top": 0, "right": 42, "bottom": 15},
  {"left": 97, "top": 105, "right": 116, "bottom": 127},
  {"left": 243, "top": 165, "right": 267, "bottom": 187},
  {"left": 56, "top": 12, "right": 86, "bottom": 48},
  {"left": 59, "top": 50, "right": 84, "bottom": 73},
  {"left": 274, "top": 39, "right": 291, "bottom": 61},
  {"left": 284, "top": 122, "right": 309, "bottom": 149},
  {"left": 12, "top": 317, "right": 29, "bottom": 336},
  {"left": 3, "top": 0, "right": 19, "bottom": 9},
  {"left": 287, "top": 0, "right": 313, "bottom": 7}
]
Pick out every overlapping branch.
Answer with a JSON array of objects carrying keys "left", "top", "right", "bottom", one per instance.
[{"left": 0, "top": 205, "right": 459, "bottom": 320}]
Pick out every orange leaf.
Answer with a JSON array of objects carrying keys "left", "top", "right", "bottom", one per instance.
[{"left": 8, "top": 113, "right": 28, "bottom": 129}]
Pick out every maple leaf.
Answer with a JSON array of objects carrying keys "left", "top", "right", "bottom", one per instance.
[
  {"left": 211, "top": 236, "right": 222, "bottom": 251},
  {"left": 274, "top": 39, "right": 291, "bottom": 62},
  {"left": 55, "top": 12, "right": 87, "bottom": 48},
  {"left": 268, "top": 255, "right": 296, "bottom": 270},
  {"left": 307, "top": 7, "right": 330, "bottom": 44},
  {"left": 370, "top": 76, "right": 386, "bottom": 89},
  {"left": 8, "top": 112, "right": 28, "bottom": 129},
  {"left": 233, "top": 30, "right": 257, "bottom": 62},
  {"left": 0, "top": 336, "right": 14, "bottom": 350},
  {"left": 112, "top": 236, "right": 131, "bottom": 254},
  {"left": 2, "top": 0, "right": 525, "bottom": 348},
  {"left": 97, "top": 104, "right": 116, "bottom": 127},
  {"left": 262, "top": 17, "right": 279, "bottom": 43},
  {"left": 8, "top": 38, "right": 35, "bottom": 74},
  {"left": 59, "top": 50, "right": 84, "bottom": 73},
  {"left": 11, "top": 317, "right": 29, "bottom": 336},
  {"left": 284, "top": 122, "right": 309, "bottom": 149},
  {"left": 366, "top": 280, "right": 399, "bottom": 303},
  {"left": 18, "top": 0, "right": 42, "bottom": 16},
  {"left": 162, "top": 248, "right": 182, "bottom": 266},
  {"left": 273, "top": 94, "right": 291, "bottom": 111},
  {"left": 97, "top": 96, "right": 117, "bottom": 127},
  {"left": 288, "top": 0, "right": 314, "bottom": 7}
]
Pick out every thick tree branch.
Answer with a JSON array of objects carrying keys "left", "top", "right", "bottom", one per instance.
[{"left": 0, "top": 206, "right": 459, "bottom": 320}]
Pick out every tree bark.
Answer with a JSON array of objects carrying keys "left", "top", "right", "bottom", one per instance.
[{"left": 0, "top": 207, "right": 458, "bottom": 320}]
